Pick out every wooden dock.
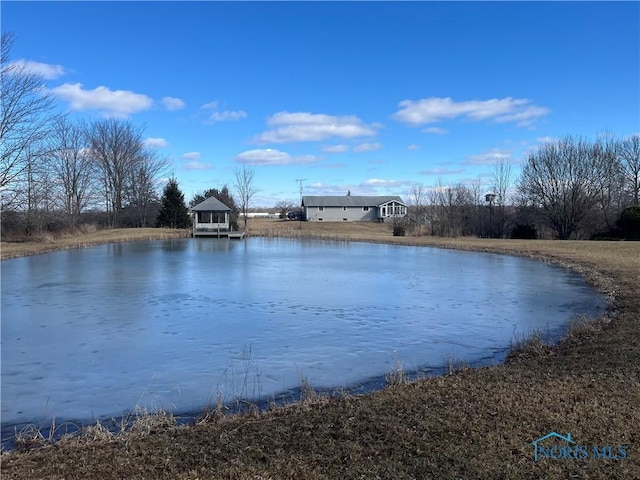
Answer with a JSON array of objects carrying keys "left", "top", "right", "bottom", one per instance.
[{"left": 193, "top": 229, "right": 245, "bottom": 239}]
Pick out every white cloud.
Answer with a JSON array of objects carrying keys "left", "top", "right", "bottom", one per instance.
[
  {"left": 253, "top": 112, "right": 378, "bottom": 144},
  {"left": 234, "top": 148, "right": 320, "bottom": 166},
  {"left": 361, "top": 178, "right": 408, "bottom": 188},
  {"left": 181, "top": 151, "right": 201, "bottom": 160},
  {"left": 353, "top": 142, "right": 382, "bottom": 153},
  {"left": 392, "top": 97, "right": 549, "bottom": 127},
  {"left": 201, "top": 101, "right": 247, "bottom": 122},
  {"left": 322, "top": 144, "right": 350, "bottom": 153},
  {"left": 210, "top": 110, "right": 247, "bottom": 121},
  {"left": 51, "top": 83, "right": 153, "bottom": 117},
  {"left": 184, "top": 161, "right": 213, "bottom": 170},
  {"left": 465, "top": 148, "right": 513, "bottom": 165},
  {"left": 423, "top": 127, "right": 449, "bottom": 135},
  {"left": 419, "top": 167, "right": 465, "bottom": 175},
  {"left": 9, "top": 59, "right": 66, "bottom": 80},
  {"left": 535, "top": 136, "right": 557, "bottom": 144},
  {"left": 161, "top": 96, "right": 185, "bottom": 111},
  {"left": 178, "top": 152, "right": 211, "bottom": 170},
  {"left": 406, "top": 144, "right": 419, "bottom": 150},
  {"left": 492, "top": 106, "right": 550, "bottom": 126},
  {"left": 143, "top": 137, "right": 169, "bottom": 148}
]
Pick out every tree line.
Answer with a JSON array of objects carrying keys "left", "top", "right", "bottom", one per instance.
[
  {"left": 1, "top": 33, "right": 170, "bottom": 235},
  {"left": 1, "top": 32, "right": 258, "bottom": 237},
  {"left": 403, "top": 134, "right": 640, "bottom": 240}
]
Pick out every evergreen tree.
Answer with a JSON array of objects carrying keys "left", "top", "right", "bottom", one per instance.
[
  {"left": 156, "top": 178, "right": 191, "bottom": 228},
  {"left": 616, "top": 205, "right": 640, "bottom": 240}
]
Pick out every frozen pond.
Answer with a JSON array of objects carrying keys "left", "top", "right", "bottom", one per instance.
[{"left": 1, "top": 237, "right": 604, "bottom": 443}]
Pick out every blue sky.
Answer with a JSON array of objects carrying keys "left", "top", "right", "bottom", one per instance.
[{"left": 3, "top": 1, "right": 639, "bottom": 206}]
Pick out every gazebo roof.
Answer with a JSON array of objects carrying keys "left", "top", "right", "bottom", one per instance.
[{"left": 191, "top": 196, "right": 231, "bottom": 212}]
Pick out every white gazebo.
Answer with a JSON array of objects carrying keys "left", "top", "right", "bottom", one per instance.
[{"left": 190, "top": 196, "right": 232, "bottom": 237}]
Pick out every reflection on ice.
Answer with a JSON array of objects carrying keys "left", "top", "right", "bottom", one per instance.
[{"left": 1, "top": 238, "right": 605, "bottom": 444}]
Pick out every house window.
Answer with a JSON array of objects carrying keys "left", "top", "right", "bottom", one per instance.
[
  {"left": 363, "top": 206, "right": 369, "bottom": 212},
  {"left": 318, "top": 206, "right": 324, "bottom": 212},
  {"left": 381, "top": 207, "right": 386, "bottom": 216},
  {"left": 343, "top": 218, "right": 347, "bottom": 221}
]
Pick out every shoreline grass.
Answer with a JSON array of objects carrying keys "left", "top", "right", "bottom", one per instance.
[
  {"left": 0, "top": 227, "right": 191, "bottom": 260},
  {"left": 1, "top": 219, "right": 639, "bottom": 479}
]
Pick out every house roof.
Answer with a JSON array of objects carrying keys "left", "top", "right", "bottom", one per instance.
[
  {"left": 191, "top": 196, "right": 231, "bottom": 212},
  {"left": 301, "top": 195, "right": 406, "bottom": 208}
]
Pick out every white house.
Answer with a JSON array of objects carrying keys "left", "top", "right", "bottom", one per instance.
[{"left": 301, "top": 195, "right": 408, "bottom": 222}]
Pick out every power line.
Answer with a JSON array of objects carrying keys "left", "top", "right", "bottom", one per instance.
[
  {"left": 294, "top": 179, "right": 307, "bottom": 227},
  {"left": 295, "top": 178, "right": 307, "bottom": 206}
]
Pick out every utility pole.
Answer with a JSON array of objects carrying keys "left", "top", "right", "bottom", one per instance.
[
  {"left": 295, "top": 178, "right": 307, "bottom": 228},
  {"left": 295, "top": 178, "right": 306, "bottom": 206}
]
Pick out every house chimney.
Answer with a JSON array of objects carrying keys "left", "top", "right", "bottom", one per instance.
[{"left": 347, "top": 190, "right": 351, "bottom": 196}]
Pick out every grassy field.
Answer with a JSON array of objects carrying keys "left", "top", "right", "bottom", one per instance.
[{"left": 1, "top": 219, "right": 639, "bottom": 479}]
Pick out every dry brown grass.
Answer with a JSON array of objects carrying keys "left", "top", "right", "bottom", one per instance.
[
  {"left": 0, "top": 228, "right": 191, "bottom": 260},
  {"left": 2, "top": 220, "right": 639, "bottom": 479}
]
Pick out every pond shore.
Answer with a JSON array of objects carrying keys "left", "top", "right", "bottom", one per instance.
[
  {"left": 2, "top": 220, "right": 639, "bottom": 479},
  {"left": 0, "top": 228, "right": 191, "bottom": 260}
]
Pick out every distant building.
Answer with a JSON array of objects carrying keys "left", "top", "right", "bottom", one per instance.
[
  {"left": 302, "top": 195, "right": 408, "bottom": 222},
  {"left": 244, "top": 212, "right": 279, "bottom": 219}
]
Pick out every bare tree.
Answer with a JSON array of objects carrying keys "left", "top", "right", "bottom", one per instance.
[
  {"left": 1, "top": 32, "right": 59, "bottom": 209},
  {"left": 125, "top": 147, "right": 169, "bottom": 227},
  {"left": 85, "top": 119, "right": 145, "bottom": 227},
  {"left": 591, "top": 134, "right": 625, "bottom": 231},
  {"left": 23, "top": 145, "right": 50, "bottom": 233},
  {"left": 275, "top": 199, "right": 296, "bottom": 219},
  {"left": 407, "top": 183, "right": 427, "bottom": 235},
  {"left": 468, "top": 177, "right": 485, "bottom": 237},
  {"left": 46, "top": 117, "right": 96, "bottom": 228},
  {"left": 233, "top": 165, "right": 257, "bottom": 230},
  {"left": 618, "top": 134, "right": 640, "bottom": 205},
  {"left": 518, "top": 136, "right": 610, "bottom": 239},
  {"left": 429, "top": 179, "right": 473, "bottom": 237},
  {"left": 490, "top": 159, "right": 513, "bottom": 237},
  {"left": 428, "top": 179, "right": 450, "bottom": 236},
  {"left": 452, "top": 183, "right": 474, "bottom": 236}
]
